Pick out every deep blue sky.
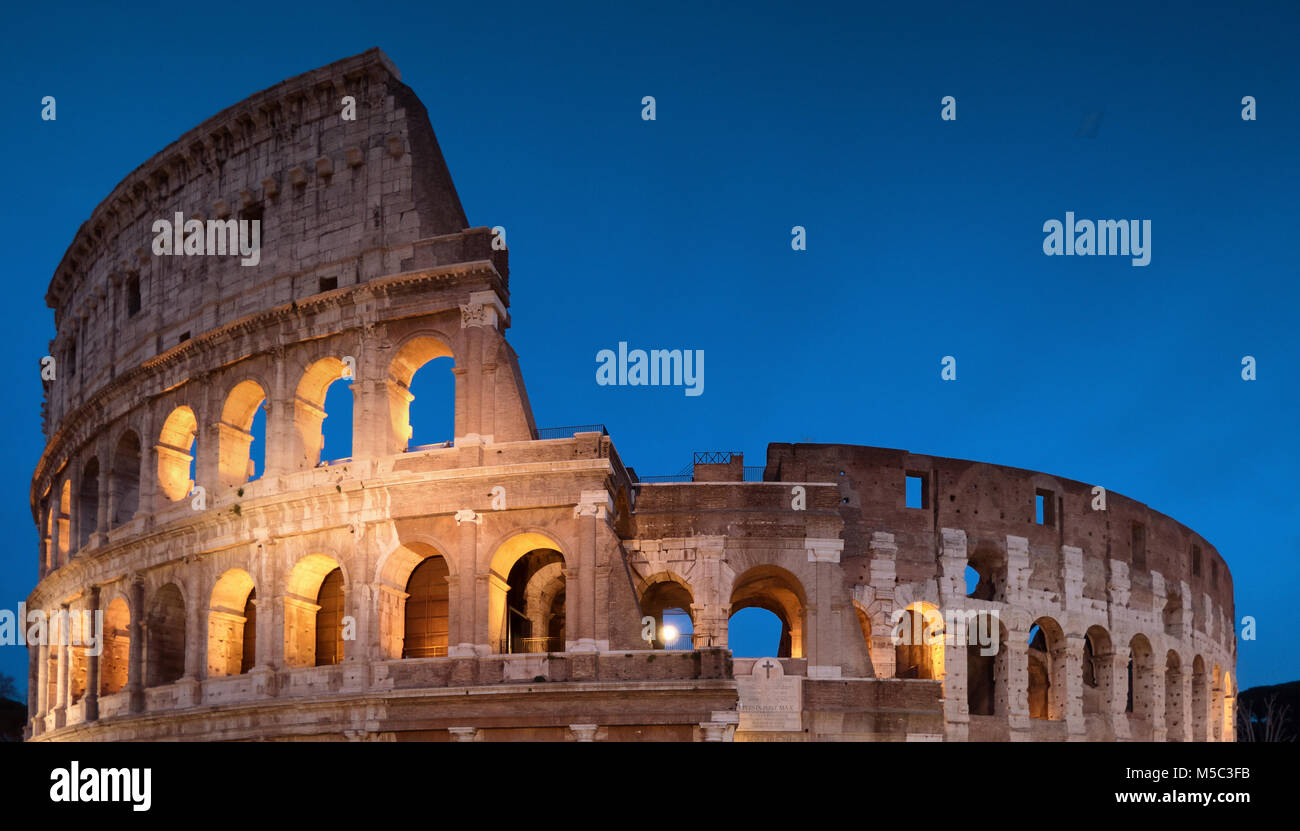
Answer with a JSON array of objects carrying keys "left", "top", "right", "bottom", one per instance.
[{"left": 1, "top": 0, "right": 1297, "bottom": 696}]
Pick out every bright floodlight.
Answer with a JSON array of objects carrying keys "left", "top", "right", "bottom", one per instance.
[{"left": 662, "top": 625, "right": 679, "bottom": 644}]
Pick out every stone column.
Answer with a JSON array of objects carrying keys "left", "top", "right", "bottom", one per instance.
[
  {"left": 128, "top": 578, "right": 146, "bottom": 713},
  {"left": 84, "top": 587, "right": 100, "bottom": 722},
  {"left": 450, "top": 509, "right": 481, "bottom": 656},
  {"left": 94, "top": 457, "right": 110, "bottom": 546},
  {"left": 1062, "top": 635, "right": 1087, "bottom": 739},
  {"left": 805, "top": 538, "right": 844, "bottom": 677},
  {"left": 1109, "top": 644, "right": 1132, "bottom": 740},
  {"left": 867, "top": 532, "right": 898, "bottom": 679},
  {"left": 1005, "top": 629, "right": 1031, "bottom": 739},
  {"left": 53, "top": 606, "right": 69, "bottom": 728},
  {"left": 34, "top": 638, "right": 49, "bottom": 735},
  {"left": 1150, "top": 661, "right": 1167, "bottom": 742},
  {"left": 570, "top": 491, "right": 612, "bottom": 652},
  {"left": 457, "top": 291, "right": 508, "bottom": 442}
]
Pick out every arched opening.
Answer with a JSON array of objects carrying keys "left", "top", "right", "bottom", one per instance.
[
  {"left": 640, "top": 575, "right": 694, "bottom": 649},
  {"left": 486, "top": 532, "right": 567, "bottom": 654},
  {"left": 145, "top": 584, "right": 186, "bottom": 687},
  {"left": 57, "top": 481, "right": 72, "bottom": 561},
  {"left": 1082, "top": 625, "right": 1114, "bottom": 720},
  {"left": 110, "top": 431, "right": 141, "bottom": 527},
  {"left": 1165, "top": 651, "right": 1184, "bottom": 741},
  {"left": 100, "top": 597, "right": 130, "bottom": 696},
  {"left": 45, "top": 500, "right": 57, "bottom": 572},
  {"left": 208, "top": 569, "right": 256, "bottom": 677},
  {"left": 894, "top": 602, "right": 944, "bottom": 680},
  {"left": 967, "top": 614, "right": 1007, "bottom": 717},
  {"left": 376, "top": 542, "right": 452, "bottom": 659},
  {"left": 506, "top": 553, "right": 565, "bottom": 653},
  {"left": 403, "top": 556, "right": 450, "bottom": 658},
  {"left": 315, "top": 569, "right": 345, "bottom": 666},
  {"left": 1211, "top": 664, "right": 1225, "bottom": 741},
  {"left": 294, "top": 357, "right": 352, "bottom": 468},
  {"left": 965, "top": 544, "right": 1003, "bottom": 601},
  {"left": 218, "top": 380, "right": 267, "bottom": 487},
  {"left": 77, "top": 457, "right": 99, "bottom": 550},
  {"left": 157, "top": 406, "right": 198, "bottom": 502},
  {"left": 283, "top": 554, "right": 346, "bottom": 668},
  {"left": 728, "top": 566, "right": 806, "bottom": 659},
  {"left": 389, "top": 336, "right": 455, "bottom": 451},
  {"left": 1222, "top": 671, "right": 1234, "bottom": 742},
  {"left": 1027, "top": 617, "right": 1066, "bottom": 720},
  {"left": 1191, "top": 655, "right": 1208, "bottom": 741},
  {"left": 1126, "top": 634, "right": 1155, "bottom": 739}
]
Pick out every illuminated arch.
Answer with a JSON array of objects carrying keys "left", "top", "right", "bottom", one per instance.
[
  {"left": 294, "top": 357, "right": 351, "bottom": 467},
  {"left": 208, "top": 568, "right": 257, "bottom": 677},
  {"left": 100, "top": 596, "right": 130, "bottom": 696},
  {"left": 283, "top": 553, "right": 347, "bottom": 668},
  {"left": 157, "top": 406, "right": 198, "bottom": 501},
  {"left": 218, "top": 379, "right": 267, "bottom": 487},
  {"left": 487, "top": 531, "right": 567, "bottom": 653},
  {"left": 1191, "top": 654, "right": 1208, "bottom": 741},
  {"left": 375, "top": 541, "right": 452, "bottom": 660},
  {"left": 895, "top": 601, "right": 945, "bottom": 681},
  {"left": 388, "top": 334, "right": 455, "bottom": 451}
]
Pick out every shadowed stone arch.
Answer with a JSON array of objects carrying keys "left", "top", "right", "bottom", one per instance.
[
  {"left": 1027, "top": 616, "right": 1066, "bottom": 720},
  {"left": 639, "top": 571, "right": 695, "bottom": 648},
  {"left": 145, "top": 583, "right": 186, "bottom": 687},
  {"left": 1192, "top": 654, "right": 1208, "bottom": 740},
  {"left": 77, "top": 456, "right": 100, "bottom": 550},
  {"left": 728, "top": 564, "right": 807, "bottom": 659},
  {"left": 110, "top": 430, "right": 141, "bottom": 527}
]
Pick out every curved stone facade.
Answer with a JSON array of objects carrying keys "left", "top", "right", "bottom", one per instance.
[{"left": 26, "top": 49, "right": 1235, "bottom": 742}]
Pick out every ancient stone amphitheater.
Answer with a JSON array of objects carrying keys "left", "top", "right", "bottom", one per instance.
[{"left": 26, "top": 49, "right": 1235, "bottom": 742}]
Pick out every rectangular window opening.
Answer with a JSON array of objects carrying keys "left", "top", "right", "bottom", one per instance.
[
  {"left": 319, "top": 276, "right": 338, "bottom": 293},
  {"left": 1034, "top": 488, "right": 1055, "bottom": 525},
  {"left": 905, "top": 473, "right": 927, "bottom": 509},
  {"left": 1192, "top": 544, "right": 1202, "bottom": 577}
]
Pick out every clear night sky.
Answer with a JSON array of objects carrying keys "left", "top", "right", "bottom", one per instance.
[{"left": 1, "top": 0, "right": 1296, "bottom": 697}]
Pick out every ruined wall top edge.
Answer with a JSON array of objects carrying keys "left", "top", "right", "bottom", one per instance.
[{"left": 41, "top": 48, "right": 476, "bottom": 432}]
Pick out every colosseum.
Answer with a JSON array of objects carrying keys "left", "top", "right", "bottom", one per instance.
[{"left": 25, "top": 49, "right": 1235, "bottom": 742}]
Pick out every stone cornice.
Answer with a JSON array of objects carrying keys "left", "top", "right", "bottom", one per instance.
[{"left": 30, "top": 258, "right": 505, "bottom": 516}]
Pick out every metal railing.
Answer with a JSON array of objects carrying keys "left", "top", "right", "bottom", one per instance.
[
  {"left": 693, "top": 451, "right": 741, "bottom": 464},
  {"left": 743, "top": 466, "right": 766, "bottom": 481},
  {"left": 536, "top": 424, "right": 608, "bottom": 440}
]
